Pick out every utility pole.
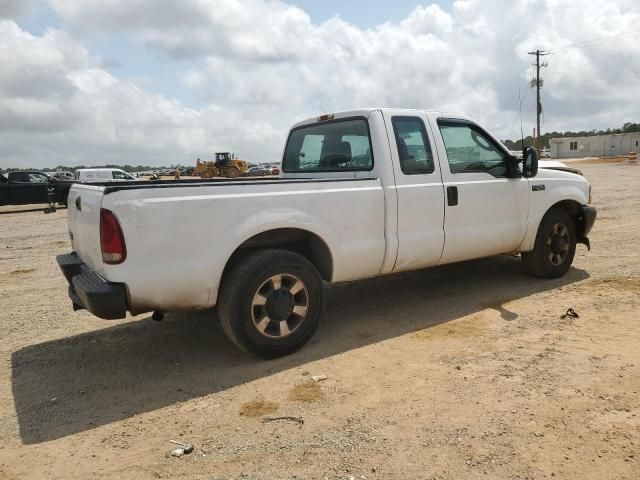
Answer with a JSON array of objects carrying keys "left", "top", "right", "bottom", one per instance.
[{"left": 528, "top": 49, "right": 549, "bottom": 150}]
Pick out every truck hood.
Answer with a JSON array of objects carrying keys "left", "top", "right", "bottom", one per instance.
[{"left": 539, "top": 160, "right": 583, "bottom": 176}]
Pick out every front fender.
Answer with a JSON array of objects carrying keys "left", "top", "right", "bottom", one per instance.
[{"left": 519, "top": 174, "right": 590, "bottom": 252}]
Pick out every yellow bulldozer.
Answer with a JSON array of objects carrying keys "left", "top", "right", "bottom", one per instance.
[{"left": 194, "top": 152, "right": 248, "bottom": 179}]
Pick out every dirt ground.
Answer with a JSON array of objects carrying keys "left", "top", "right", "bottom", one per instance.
[{"left": 0, "top": 162, "right": 639, "bottom": 480}]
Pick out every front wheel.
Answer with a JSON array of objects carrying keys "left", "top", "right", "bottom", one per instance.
[
  {"left": 522, "top": 208, "right": 576, "bottom": 278},
  {"left": 218, "top": 249, "right": 324, "bottom": 358},
  {"left": 225, "top": 167, "right": 241, "bottom": 178}
]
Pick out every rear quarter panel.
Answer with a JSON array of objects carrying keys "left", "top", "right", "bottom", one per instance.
[{"left": 100, "top": 179, "right": 385, "bottom": 314}]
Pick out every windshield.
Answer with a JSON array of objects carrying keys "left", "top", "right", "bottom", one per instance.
[{"left": 282, "top": 118, "right": 373, "bottom": 172}]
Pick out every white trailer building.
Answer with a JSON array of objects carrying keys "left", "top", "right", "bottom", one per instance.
[{"left": 550, "top": 132, "right": 640, "bottom": 159}]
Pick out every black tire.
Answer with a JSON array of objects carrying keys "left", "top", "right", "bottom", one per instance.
[
  {"left": 226, "top": 167, "right": 241, "bottom": 178},
  {"left": 522, "top": 208, "right": 576, "bottom": 278},
  {"left": 218, "top": 249, "right": 324, "bottom": 358}
]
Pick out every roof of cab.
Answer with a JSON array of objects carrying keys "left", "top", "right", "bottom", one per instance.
[{"left": 291, "top": 108, "right": 462, "bottom": 129}]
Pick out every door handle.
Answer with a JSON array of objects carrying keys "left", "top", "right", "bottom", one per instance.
[{"left": 447, "top": 186, "right": 458, "bottom": 206}]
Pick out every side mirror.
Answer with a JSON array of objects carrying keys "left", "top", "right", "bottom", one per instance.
[
  {"left": 505, "top": 154, "right": 523, "bottom": 178},
  {"left": 522, "top": 146, "right": 538, "bottom": 178}
]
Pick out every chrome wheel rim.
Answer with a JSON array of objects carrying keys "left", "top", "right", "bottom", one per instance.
[
  {"left": 547, "top": 222, "right": 570, "bottom": 266},
  {"left": 251, "top": 274, "right": 309, "bottom": 338}
]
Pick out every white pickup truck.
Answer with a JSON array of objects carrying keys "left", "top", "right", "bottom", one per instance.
[{"left": 57, "top": 108, "right": 596, "bottom": 357}]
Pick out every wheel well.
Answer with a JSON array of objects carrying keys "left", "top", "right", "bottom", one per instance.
[
  {"left": 222, "top": 228, "right": 333, "bottom": 282},
  {"left": 548, "top": 200, "right": 587, "bottom": 235}
]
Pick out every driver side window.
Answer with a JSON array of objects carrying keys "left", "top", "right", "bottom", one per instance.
[
  {"left": 28, "top": 173, "right": 48, "bottom": 183},
  {"left": 438, "top": 121, "right": 506, "bottom": 176}
]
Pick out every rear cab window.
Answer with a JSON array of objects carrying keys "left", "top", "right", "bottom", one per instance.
[
  {"left": 282, "top": 118, "right": 373, "bottom": 172},
  {"left": 391, "top": 116, "right": 435, "bottom": 175}
]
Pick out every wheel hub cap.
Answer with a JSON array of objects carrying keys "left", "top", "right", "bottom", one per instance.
[
  {"left": 251, "top": 274, "right": 309, "bottom": 338},
  {"left": 265, "top": 289, "right": 294, "bottom": 321},
  {"left": 547, "top": 222, "right": 570, "bottom": 266}
]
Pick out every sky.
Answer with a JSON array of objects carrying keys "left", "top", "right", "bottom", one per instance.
[{"left": 1, "top": 0, "right": 639, "bottom": 168}]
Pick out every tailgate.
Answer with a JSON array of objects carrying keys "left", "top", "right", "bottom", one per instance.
[{"left": 67, "top": 184, "right": 106, "bottom": 274}]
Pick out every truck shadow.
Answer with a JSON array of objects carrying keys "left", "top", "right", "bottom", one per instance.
[
  {"left": 0, "top": 205, "right": 67, "bottom": 215},
  {"left": 12, "top": 256, "right": 588, "bottom": 444},
  {"left": 0, "top": 207, "right": 47, "bottom": 215}
]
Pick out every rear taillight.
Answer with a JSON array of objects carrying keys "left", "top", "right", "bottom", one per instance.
[{"left": 100, "top": 208, "right": 126, "bottom": 264}]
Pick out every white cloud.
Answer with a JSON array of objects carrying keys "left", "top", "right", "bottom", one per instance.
[
  {"left": 0, "top": 20, "right": 273, "bottom": 167},
  {"left": 1, "top": 0, "right": 639, "bottom": 168}
]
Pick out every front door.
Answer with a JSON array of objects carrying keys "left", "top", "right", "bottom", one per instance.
[
  {"left": 430, "top": 117, "right": 529, "bottom": 264},
  {"left": 10, "top": 172, "right": 51, "bottom": 205}
]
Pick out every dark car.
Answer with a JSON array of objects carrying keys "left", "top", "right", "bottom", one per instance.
[{"left": 0, "top": 171, "right": 74, "bottom": 207}]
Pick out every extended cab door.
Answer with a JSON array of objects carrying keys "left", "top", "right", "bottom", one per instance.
[
  {"left": 429, "top": 116, "right": 529, "bottom": 264},
  {"left": 382, "top": 111, "right": 445, "bottom": 272}
]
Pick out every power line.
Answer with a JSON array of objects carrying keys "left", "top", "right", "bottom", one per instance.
[{"left": 547, "top": 29, "right": 640, "bottom": 52}]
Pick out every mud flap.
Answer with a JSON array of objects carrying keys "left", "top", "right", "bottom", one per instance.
[{"left": 577, "top": 236, "right": 591, "bottom": 251}]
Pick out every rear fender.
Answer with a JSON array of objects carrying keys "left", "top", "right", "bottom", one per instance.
[{"left": 210, "top": 208, "right": 338, "bottom": 305}]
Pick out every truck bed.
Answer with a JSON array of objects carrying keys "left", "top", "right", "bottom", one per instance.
[
  {"left": 67, "top": 176, "right": 386, "bottom": 314},
  {"left": 93, "top": 176, "right": 376, "bottom": 193}
]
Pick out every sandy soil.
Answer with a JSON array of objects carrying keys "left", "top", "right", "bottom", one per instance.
[{"left": 0, "top": 162, "right": 638, "bottom": 479}]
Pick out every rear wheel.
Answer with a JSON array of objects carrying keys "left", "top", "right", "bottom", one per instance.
[
  {"left": 218, "top": 249, "right": 324, "bottom": 358},
  {"left": 522, "top": 208, "right": 576, "bottom": 278}
]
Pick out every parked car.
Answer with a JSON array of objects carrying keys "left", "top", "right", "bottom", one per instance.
[
  {"left": 245, "top": 166, "right": 271, "bottom": 177},
  {"left": 540, "top": 148, "right": 551, "bottom": 158},
  {"left": 74, "top": 168, "right": 136, "bottom": 183},
  {"left": 57, "top": 108, "right": 596, "bottom": 358},
  {"left": 50, "top": 171, "right": 75, "bottom": 180},
  {"left": 0, "top": 171, "right": 73, "bottom": 206},
  {"left": 268, "top": 164, "right": 281, "bottom": 175}
]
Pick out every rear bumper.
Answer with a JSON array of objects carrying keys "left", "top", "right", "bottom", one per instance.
[
  {"left": 57, "top": 252, "right": 128, "bottom": 320},
  {"left": 580, "top": 205, "right": 597, "bottom": 236}
]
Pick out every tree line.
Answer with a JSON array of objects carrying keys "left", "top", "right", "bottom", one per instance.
[
  {"left": 502, "top": 122, "right": 640, "bottom": 150},
  {"left": 2, "top": 121, "right": 639, "bottom": 172}
]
